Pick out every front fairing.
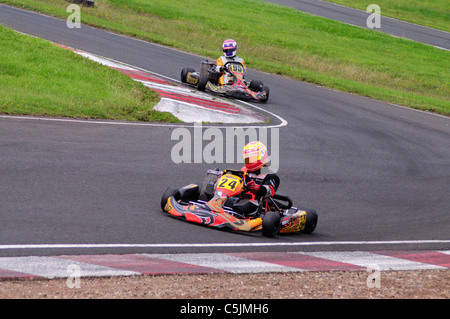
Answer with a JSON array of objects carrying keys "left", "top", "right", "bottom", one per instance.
[
  {"left": 205, "top": 62, "right": 262, "bottom": 101},
  {"left": 165, "top": 196, "right": 227, "bottom": 227},
  {"left": 206, "top": 82, "right": 259, "bottom": 101},
  {"left": 164, "top": 195, "right": 262, "bottom": 232}
]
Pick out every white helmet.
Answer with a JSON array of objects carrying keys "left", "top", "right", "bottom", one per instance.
[{"left": 222, "top": 39, "right": 237, "bottom": 58}]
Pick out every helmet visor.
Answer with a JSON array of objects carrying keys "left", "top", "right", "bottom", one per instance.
[
  {"left": 244, "top": 153, "right": 260, "bottom": 164},
  {"left": 223, "top": 49, "right": 235, "bottom": 57}
]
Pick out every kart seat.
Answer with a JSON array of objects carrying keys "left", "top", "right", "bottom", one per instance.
[{"left": 233, "top": 199, "right": 259, "bottom": 216}]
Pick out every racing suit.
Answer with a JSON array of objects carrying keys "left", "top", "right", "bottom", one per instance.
[
  {"left": 216, "top": 56, "right": 246, "bottom": 85},
  {"left": 233, "top": 168, "right": 280, "bottom": 216},
  {"left": 245, "top": 169, "right": 279, "bottom": 200}
]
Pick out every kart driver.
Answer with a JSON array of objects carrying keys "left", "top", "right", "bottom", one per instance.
[
  {"left": 215, "top": 39, "right": 246, "bottom": 86},
  {"left": 234, "top": 141, "right": 280, "bottom": 216}
]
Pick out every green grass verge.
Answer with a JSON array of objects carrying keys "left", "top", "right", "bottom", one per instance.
[
  {"left": 1, "top": 0, "right": 449, "bottom": 115},
  {"left": 324, "top": 0, "right": 450, "bottom": 33},
  {"left": 0, "top": 24, "right": 179, "bottom": 122}
]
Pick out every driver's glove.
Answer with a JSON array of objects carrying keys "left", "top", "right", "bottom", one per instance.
[{"left": 247, "top": 180, "right": 260, "bottom": 194}]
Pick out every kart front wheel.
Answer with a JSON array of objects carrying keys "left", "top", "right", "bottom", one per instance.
[
  {"left": 262, "top": 211, "right": 281, "bottom": 237},
  {"left": 161, "top": 187, "right": 179, "bottom": 211},
  {"left": 197, "top": 75, "right": 208, "bottom": 91},
  {"left": 249, "top": 80, "right": 263, "bottom": 92},
  {"left": 259, "top": 86, "right": 270, "bottom": 103}
]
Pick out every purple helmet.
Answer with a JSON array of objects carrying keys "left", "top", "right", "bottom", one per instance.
[{"left": 222, "top": 39, "right": 237, "bottom": 58}]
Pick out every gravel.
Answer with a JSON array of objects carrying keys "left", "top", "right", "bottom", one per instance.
[{"left": 0, "top": 270, "right": 448, "bottom": 299}]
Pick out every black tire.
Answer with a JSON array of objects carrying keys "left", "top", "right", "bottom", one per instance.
[
  {"left": 161, "top": 187, "right": 179, "bottom": 211},
  {"left": 197, "top": 75, "right": 208, "bottom": 91},
  {"left": 302, "top": 210, "right": 318, "bottom": 234},
  {"left": 181, "top": 67, "right": 195, "bottom": 83},
  {"left": 262, "top": 211, "right": 281, "bottom": 237},
  {"left": 249, "top": 80, "right": 263, "bottom": 92},
  {"left": 259, "top": 86, "right": 270, "bottom": 103}
]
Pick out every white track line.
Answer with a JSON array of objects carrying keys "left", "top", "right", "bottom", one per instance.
[{"left": 0, "top": 240, "right": 449, "bottom": 251}]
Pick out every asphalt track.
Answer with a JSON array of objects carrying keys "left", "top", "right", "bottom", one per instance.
[
  {"left": 265, "top": 0, "right": 450, "bottom": 50},
  {"left": 0, "top": 4, "right": 449, "bottom": 258}
]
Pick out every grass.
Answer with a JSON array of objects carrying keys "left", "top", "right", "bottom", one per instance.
[
  {"left": 323, "top": 0, "right": 450, "bottom": 32},
  {"left": 0, "top": 24, "right": 179, "bottom": 122},
  {"left": 1, "top": 0, "right": 449, "bottom": 115}
]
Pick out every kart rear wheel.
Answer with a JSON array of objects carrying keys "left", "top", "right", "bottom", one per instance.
[
  {"left": 302, "top": 209, "right": 318, "bottom": 234},
  {"left": 161, "top": 187, "right": 179, "bottom": 211},
  {"left": 181, "top": 68, "right": 195, "bottom": 83},
  {"left": 262, "top": 211, "right": 281, "bottom": 237}
]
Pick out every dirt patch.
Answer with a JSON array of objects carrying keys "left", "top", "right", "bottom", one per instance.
[{"left": 0, "top": 270, "right": 448, "bottom": 299}]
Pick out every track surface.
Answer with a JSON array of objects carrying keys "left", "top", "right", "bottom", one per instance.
[
  {"left": 265, "top": 0, "right": 450, "bottom": 50},
  {"left": 0, "top": 5, "right": 449, "bottom": 258}
]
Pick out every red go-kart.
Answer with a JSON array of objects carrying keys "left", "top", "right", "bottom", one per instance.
[{"left": 161, "top": 168, "right": 318, "bottom": 237}]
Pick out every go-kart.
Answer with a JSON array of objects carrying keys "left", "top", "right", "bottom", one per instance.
[
  {"left": 161, "top": 168, "right": 318, "bottom": 237},
  {"left": 181, "top": 60, "right": 270, "bottom": 103}
]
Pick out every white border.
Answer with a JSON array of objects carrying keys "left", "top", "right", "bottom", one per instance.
[{"left": 0, "top": 240, "right": 449, "bottom": 250}]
